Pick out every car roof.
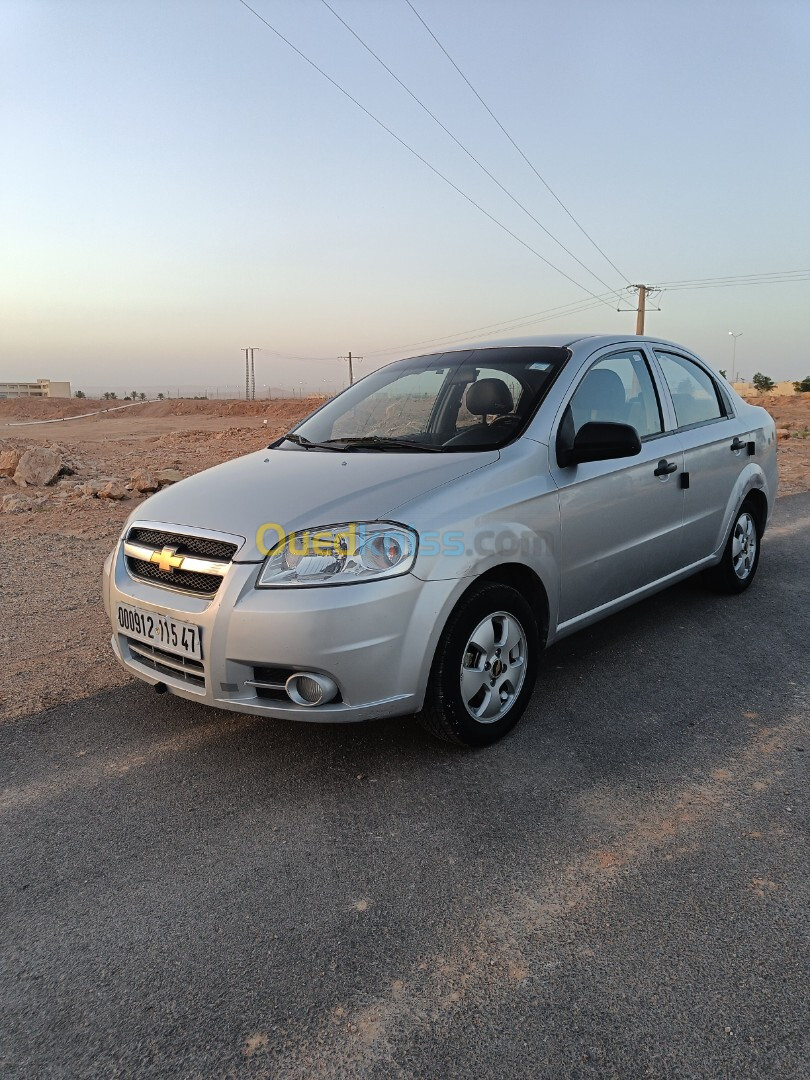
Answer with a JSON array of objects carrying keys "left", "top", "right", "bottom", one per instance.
[{"left": 410, "top": 332, "right": 701, "bottom": 355}]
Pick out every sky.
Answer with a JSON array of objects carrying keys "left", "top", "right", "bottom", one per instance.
[{"left": 1, "top": 0, "right": 809, "bottom": 394}]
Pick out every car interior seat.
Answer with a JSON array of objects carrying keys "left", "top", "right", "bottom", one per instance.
[{"left": 445, "top": 377, "right": 515, "bottom": 446}]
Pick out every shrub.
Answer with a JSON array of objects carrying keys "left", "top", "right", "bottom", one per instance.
[{"left": 752, "top": 372, "right": 775, "bottom": 392}]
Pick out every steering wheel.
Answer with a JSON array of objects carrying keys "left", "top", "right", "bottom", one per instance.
[{"left": 489, "top": 413, "right": 520, "bottom": 427}]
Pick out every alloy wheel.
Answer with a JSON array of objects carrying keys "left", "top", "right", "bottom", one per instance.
[
  {"left": 459, "top": 611, "right": 528, "bottom": 723},
  {"left": 732, "top": 511, "right": 758, "bottom": 580}
]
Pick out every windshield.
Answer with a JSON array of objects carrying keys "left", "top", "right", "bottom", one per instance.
[{"left": 278, "top": 346, "right": 569, "bottom": 452}]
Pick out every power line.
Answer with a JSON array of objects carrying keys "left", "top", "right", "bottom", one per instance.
[
  {"left": 234, "top": 0, "right": 616, "bottom": 310},
  {"left": 661, "top": 274, "right": 810, "bottom": 292},
  {"left": 403, "top": 0, "right": 630, "bottom": 285},
  {"left": 665, "top": 278, "right": 810, "bottom": 292},
  {"left": 362, "top": 291, "right": 623, "bottom": 360},
  {"left": 318, "top": 0, "right": 625, "bottom": 302},
  {"left": 656, "top": 270, "right": 810, "bottom": 287},
  {"left": 363, "top": 267, "right": 810, "bottom": 360},
  {"left": 259, "top": 347, "right": 335, "bottom": 363}
]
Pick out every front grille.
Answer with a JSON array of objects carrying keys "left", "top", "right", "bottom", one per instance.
[
  {"left": 124, "top": 637, "right": 206, "bottom": 688},
  {"left": 128, "top": 527, "right": 238, "bottom": 561},
  {"left": 125, "top": 525, "right": 238, "bottom": 595},
  {"left": 126, "top": 556, "right": 223, "bottom": 595}
]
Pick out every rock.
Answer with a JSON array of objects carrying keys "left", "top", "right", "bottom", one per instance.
[
  {"left": 776, "top": 428, "right": 792, "bottom": 441},
  {"left": 13, "top": 447, "right": 64, "bottom": 487},
  {"left": 48, "top": 443, "right": 80, "bottom": 475},
  {"left": 131, "top": 469, "right": 159, "bottom": 493},
  {"left": 98, "top": 481, "right": 127, "bottom": 500},
  {"left": 0, "top": 448, "right": 22, "bottom": 477},
  {"left": 1, "top": 493, "right": 36, "bottom": 513},
  {"left": 79, "top": 480, "right": 103, "bottom": 496},
  {"left": 155, "top": 468, "right": 184, "bottom": 486}
]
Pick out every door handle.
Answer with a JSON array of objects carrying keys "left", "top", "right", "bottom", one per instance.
[
  {"left": 731, "top": 436, "right": 756, "bottom": 455},
  {"left": 654, "top": 459, "right": 678, "bottom": 477}
]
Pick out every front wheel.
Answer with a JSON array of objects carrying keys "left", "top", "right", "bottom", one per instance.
[
  {"left": 705, "top": 502, "right": 762, "bottom": 594},
  {"left": 418, "top": 582, "right": 541, "bottom": 747}
]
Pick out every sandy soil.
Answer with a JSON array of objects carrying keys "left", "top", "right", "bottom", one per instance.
[
  {"left": 738, "top": 390, "right": 810, "bottom": 497},
  {"left": 1, "top": 393, "right": 808, "bottom": 723}
]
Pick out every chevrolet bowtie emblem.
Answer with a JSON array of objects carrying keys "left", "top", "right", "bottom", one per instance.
[{"left": 150, "top": 545, "right": 185, "bottom": 573}]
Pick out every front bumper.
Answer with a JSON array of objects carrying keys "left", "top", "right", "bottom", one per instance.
[{"left": 104, "top": 539, "right": 462, "bottom": 723}]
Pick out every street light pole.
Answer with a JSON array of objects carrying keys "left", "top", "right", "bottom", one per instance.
[{"left": 728, "top": 331, "right": 743, "bottom": 383}]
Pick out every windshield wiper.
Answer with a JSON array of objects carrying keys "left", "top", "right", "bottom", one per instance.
[
  {"left": 324, "top": 436, "right": 443, "bottom": 452},
  {"left": 278, "top": 432, "right": 341, "bottom": 451}
]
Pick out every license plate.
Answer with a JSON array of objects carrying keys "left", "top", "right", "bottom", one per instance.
[{"left": 116, "top": 603, "right": 202, "bottom": 660}]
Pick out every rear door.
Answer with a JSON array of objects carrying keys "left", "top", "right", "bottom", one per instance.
[
  {"left": 651, "top": 349, "right": 751, "bottom": 566},
  {"left": 549, "top": 346, "right": 685, "bottom": 627}
]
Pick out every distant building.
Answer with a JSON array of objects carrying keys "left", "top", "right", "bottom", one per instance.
[{"left": 0, "top": 378, "right": 72, "bottom": 399}]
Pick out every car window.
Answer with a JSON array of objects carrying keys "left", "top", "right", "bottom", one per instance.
[
  {"left": 330, "top": 368, "right": 447, "bottom": 439},
  {"left": 569, "top": 351, "right": 663, "bottom": 438},
  {"left": 293, "top": 346, "right": 569, "bottom": 451},
  {"left": 655, "top": 352, "right": 724, "bottom": 428}
]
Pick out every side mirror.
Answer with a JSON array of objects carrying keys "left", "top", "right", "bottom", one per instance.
[{"left": 558, "top": 421, "right": 642, "bottom": 467}]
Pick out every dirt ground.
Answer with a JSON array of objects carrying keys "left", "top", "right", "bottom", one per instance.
[
  {"left": 738, "top": 389, "right": 810, "bottom": 497},
  {"left": 1, "top": 393, "right": 808, "bottom": 722}
]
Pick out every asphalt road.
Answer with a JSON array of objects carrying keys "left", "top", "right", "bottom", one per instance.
[{"left": 2, "top": 494, "right": 808, "bottom": 1079}]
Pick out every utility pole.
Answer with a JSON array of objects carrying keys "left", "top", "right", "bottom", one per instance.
[
  {"left": 728, "top": 331, "right": 743, "bottom": 383},
  {"left": 632, "top": 284, "right": 648, "bottom": 335},
  {"left": 242, "top": 346, "right": 259, "bottom": 399},
  {"left": 338, "top": 351, "right": 362, "bottom": 385}
]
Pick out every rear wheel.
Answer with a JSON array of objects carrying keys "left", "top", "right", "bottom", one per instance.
[
  {"left": 418, "top": 582, "right": 541, "bottom": 747},
  {"left": 705, "top": 501, "right": 762, "bottom": 594}
]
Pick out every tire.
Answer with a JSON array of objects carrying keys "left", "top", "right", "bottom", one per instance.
[
  {"left": 418, "top": 582, "right": 541, "bottom": 747},
  {"left": 704, "top": 500, "right": 762, "bottom": 594}
]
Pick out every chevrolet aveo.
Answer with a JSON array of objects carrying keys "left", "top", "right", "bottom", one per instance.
[{"left": 104, "top": 334, "right": 777, "bottom": 746}]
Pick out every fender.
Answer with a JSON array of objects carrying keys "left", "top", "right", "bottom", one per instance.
[{"left": 712, "top": 463, "right": 770, "bottom": 560}]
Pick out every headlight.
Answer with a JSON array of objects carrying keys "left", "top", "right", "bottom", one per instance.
[{"left": 256, "top": 522, "right": 418, "bottom": 587}]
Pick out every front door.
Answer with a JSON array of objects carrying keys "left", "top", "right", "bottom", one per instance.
[{"left": 549, "top": 348, "right": 685, "bottom": 627}]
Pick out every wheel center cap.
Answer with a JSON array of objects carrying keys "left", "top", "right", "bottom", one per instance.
[{"left": 491, "top": 658, "right": 506, "bottom": 677}]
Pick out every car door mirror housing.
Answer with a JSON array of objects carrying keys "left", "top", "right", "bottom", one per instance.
[{"left": 558, "top": 421, "right": 642, "bottom": 467}]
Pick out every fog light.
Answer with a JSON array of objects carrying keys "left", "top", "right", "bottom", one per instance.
[{"left": 285, "top": 672, "right": 338, "bottom": 707}]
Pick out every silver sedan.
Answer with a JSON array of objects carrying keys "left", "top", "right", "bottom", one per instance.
[{"left": 103, "top": 334, "right": 777, "bottom": 746}]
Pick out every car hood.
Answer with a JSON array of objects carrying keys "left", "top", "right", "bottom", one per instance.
[{"left": 133, "top": 447, "right": 499, "bottom": 560}]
